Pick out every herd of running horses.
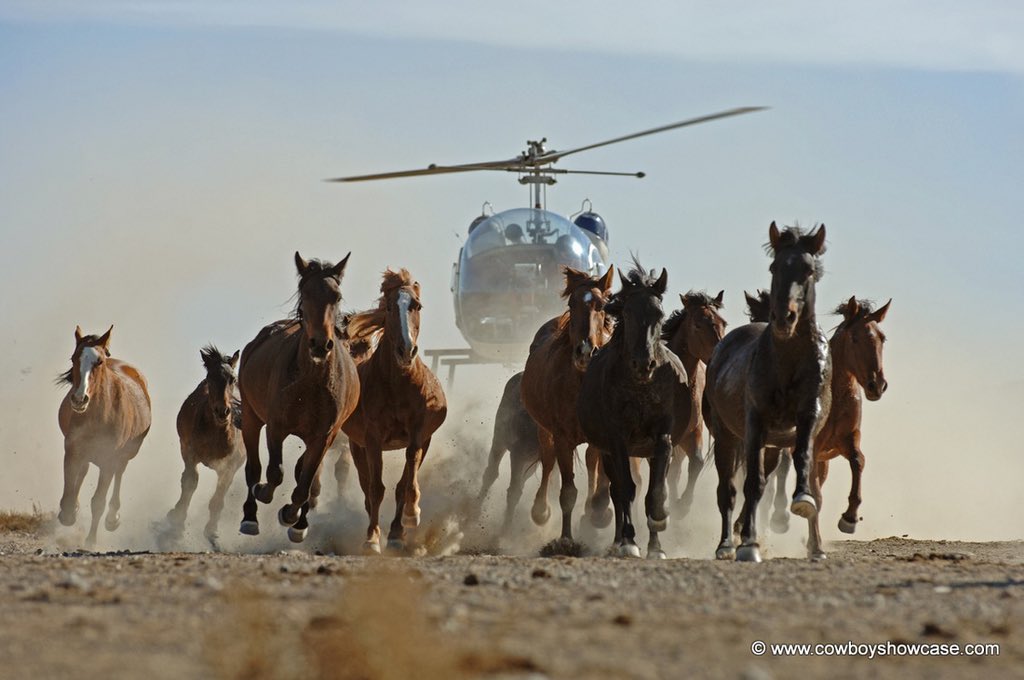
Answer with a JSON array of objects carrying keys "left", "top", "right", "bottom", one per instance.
[{"left": 55, "top": 222, "right": 890, "bottom": 562}]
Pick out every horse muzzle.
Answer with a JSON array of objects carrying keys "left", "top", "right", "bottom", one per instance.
[
  {"left": 631, "top": 358, "right": 657, "bottom": 384},
  {"left": 573, "top": 341, "right": 595, "bottom": 371},
  {"left": 309, "top": 337, "right": 335, "bottom": 362},
  {"left": 69, "top": 395, "right": 90, "bottom": 413},
  {"left": 865, "top": 376, "right": 888, "bottom": 401}
]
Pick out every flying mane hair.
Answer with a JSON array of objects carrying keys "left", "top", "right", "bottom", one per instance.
[
  {"left": 200, "top": 344, "right": 231, "bottom": 370},
  {"left": 55, "top": 333, "right": 104, "bottom": 386},
  {"left": 762, "top": 224, "right": 827, "bottom": 282},
  {"left": 288, "top": 257, "right": 347, "bottom": 321},
  {"left": 345, "top": 268, "right": 416, "bottom": 345},
  {"left": 833, "top": 298, "right": 877, "bottom": 328}
]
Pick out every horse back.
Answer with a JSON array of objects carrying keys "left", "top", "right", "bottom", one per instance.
[{"left": 705, "top": 323, "right": 765, "bottom": 439}]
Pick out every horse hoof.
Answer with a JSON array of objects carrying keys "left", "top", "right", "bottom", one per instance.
[
  {"left": 810, "top": 550, "right": 828, "bottom": 561},
  {"left": 616, "top": 543, "right": 641, "bottom": 558},
  {"left": 588, "top": 506, "right": 613, "bottom": 529},
  {"left": 239, "top": 520, "right": 260, "bottom": 536},
  {"left": 287, "top": 526, "right": 307, "bottom": 543},
  {"left": 531, "top": 504, "right": 551, "bottom": 526},
  {"left": 401, "top": 508, "right": 421, "bottom": 529},
  {"left": 790, "top": 494, "right": 817, "bottom": 519},
  {"left": 386, "top": 538, "right": 406, "bottom": 554},
  {"left": 770, "top": 512, "right": 791, "bottom": 534},
  {"left": 58, "top": 511, "right": 76, "bottom": 527},
  {"left": 362, "top": 540, "right": 382, "bottom": 556},
  {"left": 105, "top": 513, "right": 121, "bottom": 532},
  {"left": 715, "top": 545, "right": 735, "bottom": 560},
  {"left": 736, "top": 545, "right": 762, "bottom": 563},
  {"left": 278, "top": 506, "right": 298, "bottom": 528},
  {"left": 647, "top": 515, "right": 669, "bottom": 533},
  {"left": 647, "top": 548, "right": 668, "bottom": 560},
  {"left": 253, "top": 483, "right": 274, "bottom": 504},
  {"left": 838, "top": 516, "right": 857, "bottom": 534}
]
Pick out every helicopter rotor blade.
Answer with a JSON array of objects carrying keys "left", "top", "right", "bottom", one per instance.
[
  {"left": 536, "top": 106, "right": 768, "bottom": 164},
  {"left": 545, "top": 169, "right": 646, "bottom": 178},
  {"left": 325, "top": 157, "right": 526, "bottom": 182}
]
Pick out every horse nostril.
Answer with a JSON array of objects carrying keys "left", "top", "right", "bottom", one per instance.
[
  {"left": 785, "top": 310, "right": 797, "bottom": 324},
  {"left": 325, "top": 339, "right": 334, "bottom": 351},
  {"left": 411, "top": 345, "right": 419, "bottom": 358},
  {"left": 880, "top": 380, "right": 888, "bottom": 393}
]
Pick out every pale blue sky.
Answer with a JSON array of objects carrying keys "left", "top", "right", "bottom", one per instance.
[{"left": 1, "top": 3, "right": 1021, "bottom": 540}]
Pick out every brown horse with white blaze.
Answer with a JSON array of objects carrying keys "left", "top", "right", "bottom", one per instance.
[
  {"left": 238, "top": 253, "right": 360, "bottom": 542},
  {"left": 343, "top": 269, "right": 447, "bottom": 554},
  {"left": 521, "top": 265, "right": 615, "bottom": 545},
  {"left": 164, "top": 345, "right": 243, "bottom": 549},
  {"left": 57, "top": 326, "right": 151, "bottom": 547}
]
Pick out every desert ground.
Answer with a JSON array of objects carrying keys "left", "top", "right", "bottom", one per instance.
[{"left": 1, "top": 516, "right": 1021, "bottom": 680}]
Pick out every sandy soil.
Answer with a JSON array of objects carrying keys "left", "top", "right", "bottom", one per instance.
[{"left": 0, "top": 526, "right": 1021, "bottom": 680}]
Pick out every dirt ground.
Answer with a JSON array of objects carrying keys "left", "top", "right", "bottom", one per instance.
[{"left": 0, "top": 525, "right": 1021, "bottom": 680}]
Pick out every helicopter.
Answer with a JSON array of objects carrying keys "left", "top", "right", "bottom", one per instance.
[{"left": 328, "top": 106, "right": 766, "bottom": 383}]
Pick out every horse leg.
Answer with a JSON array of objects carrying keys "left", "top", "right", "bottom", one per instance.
[
  {"left": 388, "top": 438, "right": 428, "bottom": 552},
  {"left": 614, "top": 446, "right": 639, "bottom": 557},
  {"left": 239, "top": 401, "right": 264, "bottom": 536},
  {"left": 167, "top": 446, "right": 199, "bottom": 536},
  {"left": 333, "top": 437, "right": 351, "bottom": 499},
  {"left": 501, "top": 446, "right": 531, "bottom": 534},
  {"left": 769, "top": 449, "right": 791, "bottom": 533},
  {"left": 713, "top": 429, "right": 740, "bottom": 560},
  {"left": 805, "top": 458, "right": 829, "bottom": 558},
  {"left": 86, "top": 465, "right": 114, "bottom": 548},
  {"left": 476, "top": 429, "right": 507, "bottom": 513},
  {"left": 736, "top": 412, "right": 767, "bottom": 563},
  {"left": 103, "top": 457, "right": 128, "bottom": 533},
  {"left": 357, "top": 442, "right": 385, "bottom": 554},
  {"left": 205, "top": 455, "right": 241, "bottom": 549},
  {"left": 645, "top": 433, "right": 672, "bottom": 560},
  {"left": 676, "top": 430, "right": 704, "bottom": 519},
  {"left": 585, "top": 445, "right": 612, "bottom": 528},
  {"left": 554, "top": 441, "right": 578, "bottom": 542},
  {"left": 59, "top": 445, "right": 88, "bottom": 527},
  {"left": 254, "top": 426, "right": 285, "bottom": 504},
  {"left": 667, "top": 444, "right": 684, "bottom": 512},
  {"left": 348, "top": 441, "right": 380, "bottom": 555},
  {"left": 789, "top": 414, "right": 823, "bottom": 560},
  {"left": 530, "top": 429, "right": 556, "bottom": 526},
  {"left": 281, "top": 436, "right": 329, "bottom": 530},
  {"left": 839, "top": 436, "right": 864, "bottom": 534}
]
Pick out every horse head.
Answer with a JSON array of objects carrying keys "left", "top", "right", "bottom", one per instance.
[
  {"left": 609, "top": 260, "right": 668, "bottom": 383},
  {"left": 767, "top": 222, "right": 826, "bottom": 339},
  {"left": 294, "top": 251, "right": 350, "bottom": 363},
  {"left": 382, "top": 268, "right": 423, "bottom": 368},
  {"left": 834, "top": 296, "right": 891, "bottom": 401},
  {"left": 744, "top": 289, "right": 771, "bottom": 324},
  {"left": 563, "top": 265, "right": 615, "bottom": 371},
  {"left": 200, "top": 345, "right": 239, "bottom": 424},
  {"left": 65, "top": 325, "right": 113, "bottom": 413},
  {"left": 679, "top": 290, "right": 727, "bottom": 363}
]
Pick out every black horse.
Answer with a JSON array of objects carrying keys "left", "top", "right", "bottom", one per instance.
[
  {"left": 577, "top": 261, "right": 687, "bottom": 558},
  {"left": 705, "top": 223, "right": 831, "bottom": 562},
  {"left": 475, "top": 371, "right": 540, "bottom": 531}
]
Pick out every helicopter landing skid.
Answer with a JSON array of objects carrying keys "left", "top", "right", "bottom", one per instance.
[{"left": 423, "top": 348, "right": 506, "bottom": 389}]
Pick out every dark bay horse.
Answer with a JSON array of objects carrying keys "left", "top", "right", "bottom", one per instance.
[
  {"left": 238, "top": 253, "right": 360, "bottom": 542},
  {"left": 342, "top": 269, "right": 447, "bottom": 554},
  {"left": 705, "top": 223, "right": 831, "bottom": 562},
  {"left": 521, "top": 266, "right": 615, "bottom": 546},
  {"left": 57, "top": 326, "right": 151, "bottom": 547},
  {"left": 804, "top": 296, "right": 890, "bottom": 556},
  {"left": 578, "top": 262, "right": 687, "bottom": 558},
  {"left": 164, "top": 345, "right": 243, "bottom": 549},
  {"left": 661, "top": 290, "right": 726, "bottom": 516},
  {"left": 474, "top": 371, "right": 540, "bottom": 532}
]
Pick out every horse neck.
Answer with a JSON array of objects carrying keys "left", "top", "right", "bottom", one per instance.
[
  {"left": 370, "top": 327, "right": 420, "bottom": 382},
  {"left": 766, "top": 314, "right": 824, "bottom": 367},
  {"left": 828, "top": 329, "right": 860, "bottom": 392},
  {"left": 668, "top": 326, "right": 700, "bottom": 375}
]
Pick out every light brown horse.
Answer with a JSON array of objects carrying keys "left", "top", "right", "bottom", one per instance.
[
  {"left": 521, "top": 265, "right": 615, "bottom": 545},
  {"left": 57, "top": 326, "right": 151, "bottom": 547},
  {"left": 805, "top": 296, "right": 890, "bottom": 557},
  {"left": 342, "top": 269, "right": 447, "bottom": 554},
  {"left": 661, "top": 290, "right": 727, "bottom": 516},
  {"left": 238, "top": 253, "right": 360, "bottom": 542},
  {"left": 164, "top": 345, "right": 243, "bottom": 549}
]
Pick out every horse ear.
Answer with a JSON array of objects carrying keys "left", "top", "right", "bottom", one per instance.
[
  {"left": 617, "top": 269, "right": 631, "bottom": 291},
  {"left": 74, "top": 325, "right": 84, "bottom": 343},
  {"left": 97, "top": 325, "right": 113, "bottom": 350},
  {"left": 744, "top": 291, "right": 757, "bottom": 308},
  {"left": 330, "top": 252, "right": 351, "bottom": 280},
  {"left": 805, "top": 224, "right": 827, "bottom": 255},
  {"left": 868, "top": 299, "right": 891, "bottom": 324},
  {"left": 599, "top": 264, "right": 615, "bottom": 293},
  {"left": 768, "top": 221, "right": 781, "bottom": 250},
  {"left": 653, "top": 268, "right": 668, "bottom": 296},
  {"left": 295, "top": 251, "right": 309, "bottom": 276},
  {"left": 230, "top": 350, "right": 240, "bottom": 368},
  {"left": 679, "top": 293, "right": 687, "bottom": 307},
  {"left": 843, "top": 296, "right": 859, "bottom": 320},
  {"left": 714, "top": 290, "right": 725, "bottom": 307}
]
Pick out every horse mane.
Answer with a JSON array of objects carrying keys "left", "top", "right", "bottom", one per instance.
[
  {"left": 289, "top": 258, "right": 346, "bottom": 320},
  {"left": 833, "top": 298, "right": 876, "bottom": 327},
  {"left": 55, "top": 334, "right": 104, "bottom": 386},
  {"left": 763, "top": 224, "right": 827, "bottom": 281},
  {"left": 745, "top": 289, "right": 771, "bottom": 323},
  {"left": 344, "top": 268, "right": 416, "bottom": 345},
  {"left": 200, "top": 344, "right": 231, "bottom": 370},
  {"left": 624, "top": 255, "right": 659, "bottom": 288},
  {"left": 661, "top": 309, "right": 686, "bottom": 342}
]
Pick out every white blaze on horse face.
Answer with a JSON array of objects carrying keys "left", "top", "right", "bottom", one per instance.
[
  {"left": 74, "top": 346, "right": 102, "bottom": 403},
  {"left": 583, "top": 291, "right": 593, "bottom": 304},
  {"left": 397, "top": 289, "right": 414, "bottom": 354}
]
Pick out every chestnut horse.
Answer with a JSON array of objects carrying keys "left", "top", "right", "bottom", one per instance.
[
  {"left": 164, "top": 345, "right": 243, "bottom": 549},
  {"left": 804, "top": 296, "right": 891, "bottom": 556},
  {"left": 521, "top": 266, "right": 615, "bottom": 545},
  {"left": 238, "top": 253, "right": 360, "bottom": 542},
  {"left": 705, "top": 223, "right": 831, "bottom": 562},
  {"left": 343, "top": 269, "right": 447, "bottom": 554},
  {"left": 57, "top": 326, "right": 151, "bottom": 547},
  {"left": 578, "top": 262, "right": 686, "bottom": 558},
  {"left": 661, "top": 290, "right": 726, "bottom": 516}
]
